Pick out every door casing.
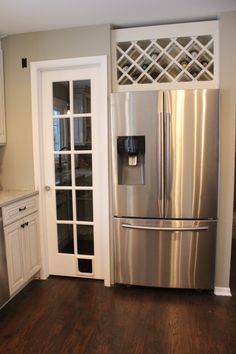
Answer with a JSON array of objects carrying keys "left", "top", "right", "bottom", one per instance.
[{"left": 30, "top": 56, "right": 111, "bottom": 286}]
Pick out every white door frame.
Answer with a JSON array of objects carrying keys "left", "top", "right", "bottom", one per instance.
[{"left": 30, "top": 56, "right": 111, "bottom": 286}]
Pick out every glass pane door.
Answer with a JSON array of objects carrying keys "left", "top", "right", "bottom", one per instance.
[
  {"left": 52, "top": 79, "right": 94, "bottom": 276},
  {"left": 42, "top": 63, "right": 109, "bottom": 283}
]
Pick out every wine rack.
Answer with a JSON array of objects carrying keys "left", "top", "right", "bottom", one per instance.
[{"left": 112, "top": 21, "right": 219, "bottom": 91}]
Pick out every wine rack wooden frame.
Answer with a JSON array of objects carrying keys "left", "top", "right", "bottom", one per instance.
[{"left": 112, "top": 21, "right": 219, "bottom": 92}]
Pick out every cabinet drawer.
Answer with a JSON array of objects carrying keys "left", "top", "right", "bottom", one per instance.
[{"left": 2, "top": 196, "right": 38, "bottom": 226}]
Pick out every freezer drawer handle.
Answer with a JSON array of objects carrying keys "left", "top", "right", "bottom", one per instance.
[{"left": 122, "top": 224, "right": 209, "bottom": 232}]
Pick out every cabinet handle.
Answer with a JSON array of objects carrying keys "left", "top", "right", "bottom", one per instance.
[
  {"left": 19, "top": 206, "right": 26, "bottom": 212},
  {"left": 21, "top": 223, "right": 25, "bottom": 228},
  {"left": 24, "top": 222, "right": 29, "bottom": 227}
]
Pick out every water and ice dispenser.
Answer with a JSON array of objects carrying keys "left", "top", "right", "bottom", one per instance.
[{"left": 117, "top": 136, "right": 145, "bottom": 185}]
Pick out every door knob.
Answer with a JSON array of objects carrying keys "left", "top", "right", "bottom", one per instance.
[{"left": 45, "top": 185, "right": 51, "bottom": 191}]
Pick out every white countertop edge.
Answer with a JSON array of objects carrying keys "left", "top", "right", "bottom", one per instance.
[{"left": 0, "top": 190, "right": 39, "bottom": 208}]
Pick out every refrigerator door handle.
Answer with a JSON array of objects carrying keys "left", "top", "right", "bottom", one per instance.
[
  {"left": 122, "top": 224, "right": 209, "bottom": 232},
  {"left": 157, "top": 112, "right": 163, "bottom": 202},
  {"left": 165, "top": 112, "right": 171, "bottom": 201}
]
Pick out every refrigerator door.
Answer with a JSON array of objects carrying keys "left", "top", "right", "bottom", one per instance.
[
  {"left": 164, "top": 89, "right": 219, "bottom": 219},
  {"left": 111, "top": 91, "right": 164, "bottom": 218},
  {"left": 114, "top": 217, "right": 216, "bottom": 289}
]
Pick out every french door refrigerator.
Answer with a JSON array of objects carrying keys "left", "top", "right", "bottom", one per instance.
[{"left": 111, "top": 89, "right": 219, "bottom": 289}]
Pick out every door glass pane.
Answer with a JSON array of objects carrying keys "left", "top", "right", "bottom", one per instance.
[
  {"left": 56, "top": 190, "right": 73, "bottom": 220},
  {"left": 76, "top": 190, "right": 93, "bottom": 221},
  {"left": 78, "top": 259, "right": 92, "bottom": 273},
  {"left": 74, "top": 117, "right": 91, "bottom": 150},
  {"left": 53, "top": 81, "right": 70, "bottom": 115},
  {"left": 57, "top": 224, "right": 74, "bottom": 254},
  {"left": 73, "top": 80, "right": 91, "bottom": 114},
  {"left": 53, "top": 118, "right": 71, "bottom": 151},
  {"left": 75, "top": 154, "right": 92, "bottom": 186},
  {"left": 77, "top": 225, "right": 94, "bottom": 255},
  {"left": 54, "top": 154, "right": 71, "bottom": 186}
]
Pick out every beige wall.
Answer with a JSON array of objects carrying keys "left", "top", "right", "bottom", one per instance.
[
  {"left": 0, "top": 24, "right": 111, "bottom": 189},
  {"left": 215, "top": 11, "right": 236, "bottom": 289}
]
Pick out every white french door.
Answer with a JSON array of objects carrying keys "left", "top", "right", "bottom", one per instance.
[{"left": 40, "top": 62, "right": 109, "bottom": 280}]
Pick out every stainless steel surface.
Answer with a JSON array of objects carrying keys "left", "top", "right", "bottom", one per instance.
[
  {"left": 122, "top": 223, "right": 209, "bottom": 231},
  {"left": 114, "top": 218, "right": 216, "bottom": 289},
  {"left": 0, "top": 211, "right": 10, "bottom": 307},
  {"left": 111, "top": 89, "right": 219, "bottom": 289},
  {"left": 111, "top": 91, "right": 164, "bottom": 218},
  {"left": 164, "top": 89, "right": 219, "bottom": 219}
]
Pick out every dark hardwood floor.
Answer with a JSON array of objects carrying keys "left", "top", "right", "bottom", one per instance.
[{"left": 0, "top": 242, "right": 236, "bottom": 354}]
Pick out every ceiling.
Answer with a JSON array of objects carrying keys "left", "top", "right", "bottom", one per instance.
[{"left": 1, "top": 0, "right": 236, "bottom": 36}]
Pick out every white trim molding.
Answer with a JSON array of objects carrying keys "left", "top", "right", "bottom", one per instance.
[
  {"left": 30, "top": 56, "right": 111, "bottom": 286},
  {"left": 214, "top": 287, "right": 232, "bottom": 296}
]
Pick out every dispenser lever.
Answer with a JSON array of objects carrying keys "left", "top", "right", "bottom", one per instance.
[{"left": 128, "top": 155, "right": 137, "bottom": 166}]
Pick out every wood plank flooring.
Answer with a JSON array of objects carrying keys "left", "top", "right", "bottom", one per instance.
[{"left": 0, "top": 241, "right": 236, "bottom": 354}]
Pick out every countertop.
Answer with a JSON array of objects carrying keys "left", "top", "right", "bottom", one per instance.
[{"left": 0, "top": 190, "right": 38, "bottom": 208}]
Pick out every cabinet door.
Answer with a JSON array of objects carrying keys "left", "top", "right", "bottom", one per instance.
[
  {"left": 4, "top": 220, "right": 26, "bottom": 295},
  {"left": 24, "top": 212, "right": 40, "bottom": 279}
]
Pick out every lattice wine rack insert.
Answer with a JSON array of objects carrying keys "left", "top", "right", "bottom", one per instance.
[{"left": 116, "top": 35, "right": 214, "bottom": 85}]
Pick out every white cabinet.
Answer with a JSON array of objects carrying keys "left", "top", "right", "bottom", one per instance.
[
  {"left": 0, "top": 48, "right": 6, "bottom": 144},
  {"left": 112, "top": 20, "right": 219, "bottom": 92},
  {"left": 24, "top": 213, "right": 40, "bottom": 279},
  {"left": 2, "top": 195, "right": 38, "bottom": 225},
  {"left": 3, "top": 196, "right": 40, "bottom": 295},
  {"left": 4, "top": 220, "right": 25, "bottom": 294}
]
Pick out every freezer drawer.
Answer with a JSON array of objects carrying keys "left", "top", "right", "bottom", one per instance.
[{"left": 114, "top": 218, "right": 216, "bottom": 289}]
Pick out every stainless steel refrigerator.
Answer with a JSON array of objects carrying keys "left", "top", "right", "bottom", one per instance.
[{"left": 111, "top": 89, "right": 219, "bottom": 289}]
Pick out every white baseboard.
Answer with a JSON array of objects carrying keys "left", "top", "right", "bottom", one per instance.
[
  {"left": 39, "top": 273, "right": 49, "bottom": 280},
  {"left": 214, "top": 287, "right": 232, "bottom": 296}
]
